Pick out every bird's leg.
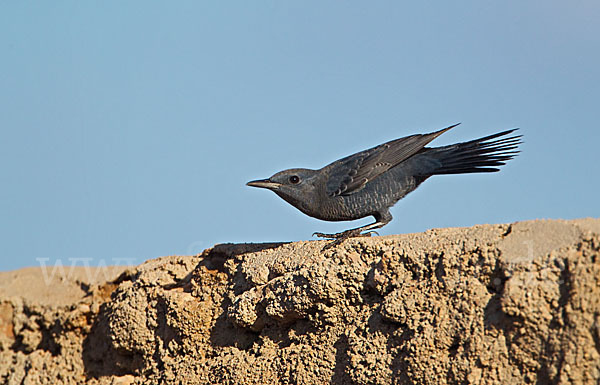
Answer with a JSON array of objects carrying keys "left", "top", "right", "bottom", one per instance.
[{"left": 313, "top": 211, "right": 392, "bottom": 240}]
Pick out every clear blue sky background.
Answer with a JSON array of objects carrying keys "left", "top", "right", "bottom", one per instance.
[{"left": 1, "top": 2, "right": 599, "bottom": 271}]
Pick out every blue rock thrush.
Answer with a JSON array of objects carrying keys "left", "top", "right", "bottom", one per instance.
[{"left": 247, "top": 124, "right": 521, "bottom": 240}]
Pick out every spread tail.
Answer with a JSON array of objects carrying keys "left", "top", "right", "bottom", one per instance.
[{"left": 424, "top": 129, "right": 522, "bottom": 174}]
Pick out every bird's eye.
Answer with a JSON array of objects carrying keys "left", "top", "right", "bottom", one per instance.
[{"left": 289, "top": 175, "right": 300, "bottom": 184}]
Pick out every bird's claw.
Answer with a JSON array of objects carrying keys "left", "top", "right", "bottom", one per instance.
[
  {"left": 313, "top": 232, "right": 336, "bottom": 238},
  {"left": 313, "top": 229, "right": 377, "bottom": 240},
  {"left": 316, "top": 229, "right": 377, "bottom": 251}
]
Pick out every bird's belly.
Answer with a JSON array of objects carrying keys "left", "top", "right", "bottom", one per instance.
[
  {"left": 306, "top": 196, "right": 367, "bottom": 222},
  {"left": 337, "top": 171, "right": 417, "bottom": 218},
  {"left": 302, "top": 167, "right": 418, "bottom": 222},
  {"left": 315, "top": 193, "right": 384, "bottom": 222}
]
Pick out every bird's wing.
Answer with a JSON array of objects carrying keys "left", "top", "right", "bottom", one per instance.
[{"left": 325, "top": 124, "right": 459, "bottom": 197}]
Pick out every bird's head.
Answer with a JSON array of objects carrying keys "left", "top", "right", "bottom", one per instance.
[{"left": 246, "top": 168, "right": 321, "bottom": 212}]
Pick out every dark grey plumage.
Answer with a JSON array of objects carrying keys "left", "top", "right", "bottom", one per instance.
[{"left": 247, "top": 124, "right": 521, "bottom": 239}]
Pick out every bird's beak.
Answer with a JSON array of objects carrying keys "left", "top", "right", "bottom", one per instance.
[{"left": 246, "top": 179, "right": 281, "bottom": 190}]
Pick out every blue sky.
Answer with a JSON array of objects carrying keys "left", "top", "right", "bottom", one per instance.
[{"left": 1, "top": 2, "right": 599, "bottom": 271}]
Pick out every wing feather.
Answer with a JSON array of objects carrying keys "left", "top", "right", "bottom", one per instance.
[{"left": 325, "top": 124, "right": 459, "bottom": 197}]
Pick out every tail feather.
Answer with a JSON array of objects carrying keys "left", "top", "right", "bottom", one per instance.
[{"left": 425, "top": 129, "right": 522, "bottom": 175}]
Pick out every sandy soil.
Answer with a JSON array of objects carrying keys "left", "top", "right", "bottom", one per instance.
[{"left": 1, "top": 218, "right": 599, "bottom": 384}]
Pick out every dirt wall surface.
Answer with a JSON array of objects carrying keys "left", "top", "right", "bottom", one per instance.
[{"left": 0, "top": 218, "right": 599, "bottom": 384}]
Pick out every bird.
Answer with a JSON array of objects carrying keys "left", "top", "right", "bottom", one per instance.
[{"left": 246, "top": 124, "right": 521, "bottom": 241}]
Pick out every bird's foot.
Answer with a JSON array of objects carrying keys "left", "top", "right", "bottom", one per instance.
[
  {"left": 315, "top": 229, "right": 379, "bottom": 251},
  {"left": 313, "top": 229, "right": 379, "bottom": 240}
]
